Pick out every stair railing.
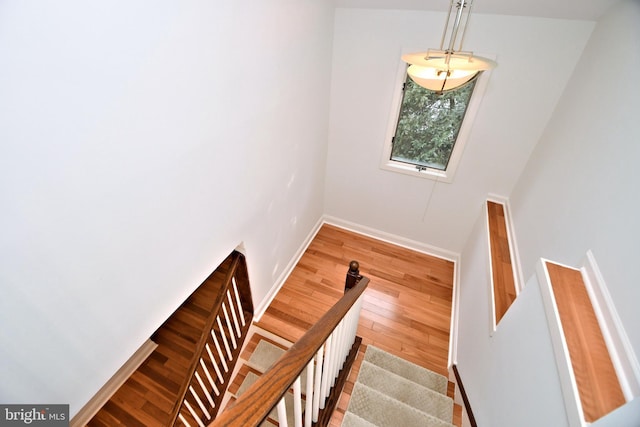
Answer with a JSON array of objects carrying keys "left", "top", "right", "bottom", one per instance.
[
  {"left": 171, "top": 251, "right": 254, "bottom": 427},
  {"left": 209, "top": 270, "right": 369, "bottom": 427}
]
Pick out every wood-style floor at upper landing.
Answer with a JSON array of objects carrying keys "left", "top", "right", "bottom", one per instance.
[
  {"left": 255, "top": 223, "right": 459, "bottom": 426},
  {"left": 487, "top": 200, "right": 517, "bottom": 325}
]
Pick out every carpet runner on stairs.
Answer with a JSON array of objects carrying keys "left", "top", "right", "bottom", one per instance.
[
  {"left": 229, "top": 330, "right": 455, "bottom": 427},
  {"left": 228, "top": 330, "right": 301, "bottom": 426},
  {"left": 343, "top": 345, "right": 455, "bottom": 427}
]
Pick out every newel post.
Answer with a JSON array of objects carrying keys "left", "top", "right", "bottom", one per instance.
[{"left": 345, "top": 260, "right": 363, "bottom": 293}]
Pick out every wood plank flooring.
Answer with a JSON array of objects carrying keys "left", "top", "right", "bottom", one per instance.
[
  {"left": 487, "top": 201, "right": 517, "bottom": 325},
  {"left": 255, "top": 223, "right": 460, "bottom": 426},
  {"left": 87, "top": 256, "right": 234, "bottom": 426},
  {"left": 86, "top": 224, "right": 460, "bottom": 426},
  {"left": 546, "top": 262, "right": 625, "bottom": 422}
]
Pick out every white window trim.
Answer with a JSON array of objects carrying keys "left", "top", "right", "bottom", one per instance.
[{"left": 379, "top": 55, "right": 494, "bottom": 183}]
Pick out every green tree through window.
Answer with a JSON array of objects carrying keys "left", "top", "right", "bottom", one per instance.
[{"left": 390, "top": 73, "right": 478, "bottom": 171}]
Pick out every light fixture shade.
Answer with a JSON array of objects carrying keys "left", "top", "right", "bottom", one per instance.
[
  {"left": 400, "top": 0, "right": 497, "bottom": 92},
  {"left": 402, "top": 52, "right": 497, "bottom": 71},
  {"left": 407, "top": 64, "right": 476, "bottom": 91},
  {"left": 402, "top": 51, "right": 496, "bottom": 91}
]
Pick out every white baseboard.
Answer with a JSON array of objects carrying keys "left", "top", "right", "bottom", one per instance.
[
  {"left": 449, "top": 256, "right": 461, "bottom": 368},
  {"left": 253, "top": 216, "right": 325, "bottom": 321},
  {"left": 70, "top": 339, "right": 157, "bottom": 426},
  {"left": 322, "top": 215, "right": 460, "bottom": 262},
  {"left": 255, "top": 215, "right": 461, "bottom": 319}
]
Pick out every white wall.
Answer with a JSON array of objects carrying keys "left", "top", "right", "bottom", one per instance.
[
  {"left": 455, "top": 1, "right": 640, "bottom": 426},
  {"left": 457, "top": 212, "right": 569, "bottom": 427},
  {"left": 0, "top": 0, "right": 334, "bottom": 416},
  {"left": 510, "top": 0, "right": 640, "bottom": 365},
  {"left": 325, "top": 8, "right": 593, "bottom": 253}
]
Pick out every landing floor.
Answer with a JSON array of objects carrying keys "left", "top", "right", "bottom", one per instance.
[{"left": 255, "top": 224, "right": 460, "bottom": 426}]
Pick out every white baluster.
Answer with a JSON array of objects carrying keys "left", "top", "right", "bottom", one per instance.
[
  {"left": 222, "top": 303, "right": 237, "bottom": 349},
  {"left": 320, "top": 334, "right": 333, "bottom": 407},
  {"left": 232, "top": 278, "right": 246, "bottom": 326},
  {"left": 293, "top": 377, "right": 303, "bottom": 427},
  {"left": 312, "top": 346, "right": 324, "bottom": 421},
  {"left": 189, "top": 385, "right": 211, "bottom": 420},
  {"left": 205, "top": 343, "right": 224, "bottom": 383},
  {"left": 226, "top": 290, "right": 242, "bottom": 337},
  {"left": 178, "top": 413, "right": 191, "bottom": 427},
  {"left": 199, "top": 357, "right": 221, "bottom": 397},
  {"left": 194, "top": 370, "right": 216, "bottom": 407},
  {"left": 210, "top": 330, "right": 229, "bottom": 372},
  {"left": 347, "top": 305, "right": 358, "bottom": 345},
  {"left": 216, "top": 316, "right": 233, "bottom": 360},
  {"left": 276, "top": 397, "right": 288, "bottom": 427},
  {"left": 183, "top": 400, "right": 205, "bottom": 427},
  {"left": 332, "top": 321, "right": 344, "bottom": 385},
  {"left": 344, "top": 314, "right": 354, "bottom": 360},
  {"left": 330, "top": 327, "right": 342, "bottom": 394},
  {"left": 328, "top": 326, "right": 339, "bottom": 389},
  {"left": 305, "top": 359, "right": 314, "bottom": 427}
]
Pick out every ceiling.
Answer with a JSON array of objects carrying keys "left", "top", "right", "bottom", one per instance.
[{"left": 333, "top": 0, "right": 622, "bottom": 21}]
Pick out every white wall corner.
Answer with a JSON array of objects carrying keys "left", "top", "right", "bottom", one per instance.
[
  {"left": 581, "top": 250, "right": 640, "bottom": 401},
  {"left": 323, "top": 215, "right": 460, "bottom": 262},
  {"left": 253, "top": 216, "right": 325, "bottom": 321}
]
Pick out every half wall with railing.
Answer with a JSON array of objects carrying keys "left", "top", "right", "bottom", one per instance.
[
  {"left": 172, "top": 251, "right": 254, "bottom": 427},
  {"left": 209, "top": 271, "right": 369, "bottom": 427}
]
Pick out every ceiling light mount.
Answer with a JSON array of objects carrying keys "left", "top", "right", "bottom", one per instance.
[{"left": 402, "top": 0, "right": 496, "bottom": 92}]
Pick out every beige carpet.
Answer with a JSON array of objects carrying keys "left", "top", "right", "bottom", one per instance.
[
  {"left": 342, "top": 345, "right": 455, "bottom": 427},
  {"left": 232, "top": 333, "right": 304, "bottom": 427},
  {"left": 236, "top": 336, "right": 454, "bottom": 427}
]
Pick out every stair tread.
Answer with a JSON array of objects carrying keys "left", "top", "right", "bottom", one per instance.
[
  {"left": 236, "top": 371, "right": 305, "bottom": 427},
  {"left": 346, "top": 382, "right": 455, "bottom": 427},
  {"left": 246, "top": 338, "right": 310, "bottom": 391},
  {"left": 357, "top": 361, "right": 453, "bottom": 422},
  {"left": 247, "top": 338, "right": 287, "bottom": 373},
  {"left": 341, "top": 412, "right": 378, "bottom": 427},
  {"left": 363, "top": 346, "right": 448, "bottom": 395}
]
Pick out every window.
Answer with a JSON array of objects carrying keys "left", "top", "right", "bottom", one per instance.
[{"left": 381, "top": 63, "right": 490, "bottom": 182}]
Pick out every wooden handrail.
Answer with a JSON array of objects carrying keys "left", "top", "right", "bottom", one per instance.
[
  {"left": 170, "top": 252, "right": 244, "bottom": 425},
  {"left": 209, "top": 276, "right": 369, "bottom": 427}
]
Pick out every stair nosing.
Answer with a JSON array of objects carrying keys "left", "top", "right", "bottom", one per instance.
[
  {"left": 363, "top": 345, "right": 448, "bottom": 394},
  {"left": 356, "top": 360, "right": 454, "bottom": 423},
  {"left": 347, "top": 382, "right": 455, "bottom": 427}
]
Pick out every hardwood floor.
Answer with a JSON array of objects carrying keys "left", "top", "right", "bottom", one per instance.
[
  {"left": 546, "top": 261, "right": 625, "bottom": 422},
  {"left": 86, "top": 224, "right": 460, "bottom": 426},
  {"left": 87, "top": 256, "right": 234, "bottom": 426},
  {"left": 487, "top": 201, "right": 517, "bottom": 325},
  {"left": 255, "top": 223, "right": 460, "bottom": 426}
]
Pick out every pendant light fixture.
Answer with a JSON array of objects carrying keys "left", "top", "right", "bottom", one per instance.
[{"left": 402, "top": 0, "right": 496, "bottom": 92}]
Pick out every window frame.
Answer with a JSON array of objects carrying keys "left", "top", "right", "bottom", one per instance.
[{"left": 380, "top": 57, "right": 493, "bottom": 183}]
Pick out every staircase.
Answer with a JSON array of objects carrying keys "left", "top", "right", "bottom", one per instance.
[
  {"left": 225, "top": 329, "right": 300, "bottom": 426},
  {"left": 88, "top": 256, "right": 234, "bottom": 426},
  {"left": 86, "top": 251, "right": 254, "bottom": 427},
  {"left": 343, "top": 346, "right": 455, "bottom": 427},
  {"left": 227, "top": 330, "right": 457, "bottom": 427}
]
